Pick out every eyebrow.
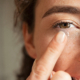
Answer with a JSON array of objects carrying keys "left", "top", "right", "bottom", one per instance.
[{"left": 42, "top": 6, "right": 80, "bottom": 18}]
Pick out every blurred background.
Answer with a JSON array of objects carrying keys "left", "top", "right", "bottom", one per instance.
[{"left": 0, "top": 0, "right": 23, "bottom": 80}]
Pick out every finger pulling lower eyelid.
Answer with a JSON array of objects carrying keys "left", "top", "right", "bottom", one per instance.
[{"left": 59, "top": 30, "right": 70, "bottom": 37}]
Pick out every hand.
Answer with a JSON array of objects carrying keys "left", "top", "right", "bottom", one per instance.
[{"left": 26, "top": 31, "right": 71, "bottom": 80}]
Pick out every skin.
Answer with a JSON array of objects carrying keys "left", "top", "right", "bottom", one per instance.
[{"left": 23, "top": 0, "right": 80, "bottom": 79}]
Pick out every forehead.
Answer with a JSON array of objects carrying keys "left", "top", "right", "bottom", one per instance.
[
  {"left": 35, "top": 0, "right": 80, "bottom": 20},
  {"left": 37, "top": 0, "right": 80, "bottom": 7}
]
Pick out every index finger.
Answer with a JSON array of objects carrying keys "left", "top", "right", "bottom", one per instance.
[{"left": 30, "top": 31, "right": 67, "bottom": 80}]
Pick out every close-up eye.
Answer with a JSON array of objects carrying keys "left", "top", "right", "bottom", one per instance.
[{"left": 53, "top": 22, "right": 76, "bottom": 29}]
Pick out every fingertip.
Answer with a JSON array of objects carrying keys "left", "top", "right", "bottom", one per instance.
[
  {"left": 56, "top": 31, "right": 66, "bottom": 43},
  {"left": 53, "top": 71, "right": 71, "bottom": 80}
]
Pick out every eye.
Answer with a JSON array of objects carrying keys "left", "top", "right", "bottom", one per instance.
[{"left": 53, "top": 22, "right": 75, "bottom": 29}]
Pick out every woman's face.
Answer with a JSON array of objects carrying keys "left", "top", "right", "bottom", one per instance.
[{"left": 29, "top": 0, "right": 80, "bottom": 78}]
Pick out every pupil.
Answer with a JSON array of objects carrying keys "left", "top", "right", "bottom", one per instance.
[{"left": 64, "top": 23, "right": 67, "bottom": 26}]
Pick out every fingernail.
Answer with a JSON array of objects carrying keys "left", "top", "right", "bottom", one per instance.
[
  {"left": 50, "top": 72, "right": 55, "bottom": 79},
  {"left": 56, "top": 31, "right": 66, "bottom": 43}
]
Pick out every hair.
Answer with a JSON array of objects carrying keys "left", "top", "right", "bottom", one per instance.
[{"left": 14, "top": 0, "right": 37, "bottom": 80}]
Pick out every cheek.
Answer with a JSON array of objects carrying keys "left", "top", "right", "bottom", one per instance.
[
  {"left": 34, "top": 32, "right": 54, "bottom": 59},
  {"left": 33, "top": 22, "right": 56, "bottom": 58}
]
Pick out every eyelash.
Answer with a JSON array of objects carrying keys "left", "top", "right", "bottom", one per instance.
[{"left": 52, "top": 21, "right": 75, "bottom": 28}]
